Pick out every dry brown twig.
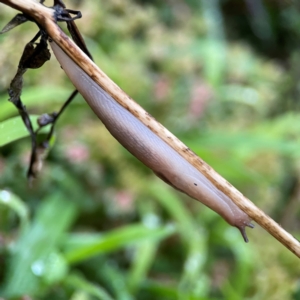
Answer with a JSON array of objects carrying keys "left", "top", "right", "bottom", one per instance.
[{"left": 1, "top": 0, "right": 299, "bottom": 258}]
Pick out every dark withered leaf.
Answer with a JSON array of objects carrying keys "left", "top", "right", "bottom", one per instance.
[
  {"left": 20, "top": 40, "right": 51, "bottom": 69},
  {"left": 0, "top": 14, "right": 28, "bottom": 34},
  {"left": 29, "top": 46, "right": 51, "bottom": 69},
  {"left": 19, "top": 43, "right": 35, "bottom": 68}
]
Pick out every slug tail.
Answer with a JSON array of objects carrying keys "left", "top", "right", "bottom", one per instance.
[
  {"left": 238, "top": 222, "right": 255, "bottom": 243},
  {"left": 239, "top": 227, "right": 249, "bottom": 243}
]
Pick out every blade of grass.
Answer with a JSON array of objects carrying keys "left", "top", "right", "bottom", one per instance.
[
  {"left": 63, "top": 224, "right": 176, "bottom": 264},
  {"left": 0, "top": 189, "right": 29, "bottom": 231},
  {"left": 100, "top": 261, "right": 134, "bottom": 300},
  {"left": 148, "top": 181, "right": 210, "bottom": 298},
  {"left": 65, "top": 273, "right": 114, "bottom": 300},
  {"left": 148, "top": 181, "right": 195, "bottom": 237},
  {"left": 127, "top": 240, "right": 158, "bottom": 293}
]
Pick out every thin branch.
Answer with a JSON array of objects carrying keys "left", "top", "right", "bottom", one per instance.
[{"left": 1, "top": 0, "right": 300, "bottom": 258}]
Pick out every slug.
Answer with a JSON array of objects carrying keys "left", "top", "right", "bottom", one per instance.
[{"left": 50, "top": 41, "right": 253, "bottom": 242}]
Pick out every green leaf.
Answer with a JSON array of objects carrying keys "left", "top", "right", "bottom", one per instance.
[
  {"left": 0, "top": 85, "right": 71, "bottom": 120},
  {"left": 1, "top": 194, "right": 77, "bottom": 298},
  {"left": 0, "top": 115, "right": 47, "bottom": 147}
]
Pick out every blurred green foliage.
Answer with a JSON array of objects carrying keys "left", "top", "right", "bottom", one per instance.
[{"left": 0, "top": 0, "right": 300, "bottom": 299}]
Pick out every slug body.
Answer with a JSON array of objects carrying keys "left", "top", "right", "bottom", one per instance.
[{"left": 50, "top": 41, "right": 253, "bottom": 241}]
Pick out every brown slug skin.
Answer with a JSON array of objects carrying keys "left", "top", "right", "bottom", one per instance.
[{"left": 50, "top": 41, "right": 253, "bottom": 242}]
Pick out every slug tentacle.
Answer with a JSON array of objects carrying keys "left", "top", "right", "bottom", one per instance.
[{"left": 50, "top": 41, "right": 253, "bottom": 242}]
